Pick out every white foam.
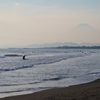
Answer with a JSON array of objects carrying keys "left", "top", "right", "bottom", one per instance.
[{"left": 0, "top": 49, "right": 91, "bottom": 72}]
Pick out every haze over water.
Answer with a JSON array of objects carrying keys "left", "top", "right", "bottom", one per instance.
[{"left": 0, "top": 0, "right": 100, "bottom": 47}]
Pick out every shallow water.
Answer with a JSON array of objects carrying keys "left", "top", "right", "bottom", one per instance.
[{"left": 0, "top": 48, "right": 100, "bottom": 98}]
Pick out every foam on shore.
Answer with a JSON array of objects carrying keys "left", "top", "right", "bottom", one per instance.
[{"left": 0, "top": 79, "right": 100, "bottom": 100}]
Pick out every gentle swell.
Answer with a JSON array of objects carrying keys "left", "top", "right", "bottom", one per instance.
[
  {"left": 0, "top": 52, "right": 91, "bottom": 72},
  {"left": 0, "top": 64, "right": 34, "bottom": 71},
  {"left": 4, "top": 54, "right": 22, "bottom": 57},
  {"left": 43, "top": 76, "right": 66, "bottom": 82}
]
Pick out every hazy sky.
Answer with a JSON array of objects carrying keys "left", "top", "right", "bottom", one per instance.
[{"left": 0, "top": 0, "right": 100, "bottom": 47}]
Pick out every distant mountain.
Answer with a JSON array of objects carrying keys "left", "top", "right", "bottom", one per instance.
[
  {"left": 2, "top": 23, "right": 100, "bottom": 49},
  {"left": 25, "top": 23, "right": 100, "bottom": 48},
  {"left": 67, "top": 23, "right": 100, "bottom": 43},
  {"left": 25, "top": 42, "right": 79, "bottom": 48},
  {"left": 3, "top": 42, "right": 100, "bottom": 49},
  {"left": 75, "top": 23, "right": 94, "bottom": 29},
  {"left": 24, "top": 42, "right": 100, "bottom": 48}
]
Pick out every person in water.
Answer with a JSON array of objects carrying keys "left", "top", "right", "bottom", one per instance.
[{"left": 23, "top": 55, "right": 26, "bottom": 60}]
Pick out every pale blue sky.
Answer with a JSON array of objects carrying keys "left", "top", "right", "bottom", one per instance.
[
  {"left": 0, "top": 0, "right": 100, "bottom": 47},
  {"left": 0, "top": 0, "right": 100, "bottom": 8},
  {"left": 0, "top": 0, "right": 100, "bottom": 10}
]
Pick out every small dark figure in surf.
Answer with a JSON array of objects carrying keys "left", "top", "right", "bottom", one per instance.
[{"left": 23, "top": 55, "right": 26, "bottom": 60}]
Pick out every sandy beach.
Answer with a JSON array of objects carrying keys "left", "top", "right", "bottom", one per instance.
[{"left": 0, "top": 79, "right": 100, "bottom": 100}]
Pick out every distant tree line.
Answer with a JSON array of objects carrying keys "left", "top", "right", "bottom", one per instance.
[{"left": 54, "top": 46, "right": 100, "bottom": 49}]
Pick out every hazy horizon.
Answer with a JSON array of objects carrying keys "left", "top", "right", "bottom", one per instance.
[{"left": 0, "top": 0, "right": 100, "bottom": 47}]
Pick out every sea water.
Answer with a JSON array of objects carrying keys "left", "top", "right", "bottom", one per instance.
[{"left": 0, "top": 48, "right": 100, "bottom": 98}]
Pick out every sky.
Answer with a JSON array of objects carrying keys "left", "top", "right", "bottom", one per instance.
[{"left": 0, "top": 0, "right": 100, "bottom": 47}]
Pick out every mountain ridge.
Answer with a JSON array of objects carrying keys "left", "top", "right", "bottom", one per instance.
[
  {"left": 25, "top": 42, "right": 100, "bottom": 48},
  {"left": 1, "top": 23, "right": 100, "bottom": 48}
]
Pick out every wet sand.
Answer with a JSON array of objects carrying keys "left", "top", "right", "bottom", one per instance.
[{"left": 0, "top": 79, "right": 100, "bottom": 100}]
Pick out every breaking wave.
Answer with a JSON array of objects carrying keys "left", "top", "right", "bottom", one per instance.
[
  {"left": 4, "top": 54, "right": 22, "bottom": 57},
  {"left": 0, "top": 64, "right": 34, "bottom": 71}
]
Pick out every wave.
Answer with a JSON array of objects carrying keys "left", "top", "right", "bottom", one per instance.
[
  {"left": 42, "top": 76, "right": 66, "bottom": 82},
  {"left": 0, "top": 64, "right": 34, "bottom": 71},
  {"left": 0, "top": 90, "right": 23, "bottom": 94},
  {"left": 0, "top": 86, "right": 56, "bottom": 94},
  {"left": 86, "top": 72, "right": 100, "bottom": 76},
  {"left": 4, "top": 54, "right": 22, "bottom": 57},
  {"left": 0, "top": 51, "right": 91, "bottom": 72},
  {"left": 32, "top": 52, "right": 91, "bottom": 66},
  {"left": 0, "top": 56, "right": 5, "bottom": 58}
]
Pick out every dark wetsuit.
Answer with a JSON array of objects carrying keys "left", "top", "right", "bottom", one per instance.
[{"left": 23, "top": 55, "right": 26, "bottom": 60}]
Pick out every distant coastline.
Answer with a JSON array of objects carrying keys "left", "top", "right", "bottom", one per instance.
[
  {"left": 46, "top": 46, "right": 100, "bottom": 49},
  {"left": 8, "top": 46, "right": 100, "bottom": 49},
  {"left": 1, "top": 42, "right": 100, "bottom": 49}
]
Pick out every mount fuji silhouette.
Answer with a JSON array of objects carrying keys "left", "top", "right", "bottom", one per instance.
[
  {"left": 67, "top": 23, "right": 100, "bottom": 43},
  {"left": 25, "top": 23, "right": 100, "bottom": 48},
  {"left": 75, "top": 23, "right": 94, "bottom": 29},
  {"left": 74, "top": 23, "right": 97, "bottom": 31}
]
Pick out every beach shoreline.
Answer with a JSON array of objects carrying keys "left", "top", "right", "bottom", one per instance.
[{"left": 0, "top": 79, "right": 100, "bottom": 100}]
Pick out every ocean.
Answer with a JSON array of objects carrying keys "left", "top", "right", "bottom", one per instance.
[{"left": 0, "top": 48, "right": 100, "bottom": 98}]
